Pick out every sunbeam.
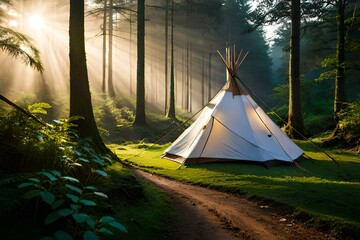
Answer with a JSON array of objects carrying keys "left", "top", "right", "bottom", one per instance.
[{"left": 1, "top": 0, "right": 274, "bottom": 119}]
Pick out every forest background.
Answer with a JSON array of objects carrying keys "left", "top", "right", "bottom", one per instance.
[
  {"left": 1, "top": 0, "right": 358, "bottom": 143},
  {"left": 0, "top": 0, "right": 359, "bottom": 239}
]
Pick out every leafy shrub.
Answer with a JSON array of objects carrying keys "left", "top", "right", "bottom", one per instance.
[
  {"left": 304, "top": 113, "right": 334, "bottom": 135},
  {"left": 0, "top": 103, "right": 127, "bottom": 239},
  {"left": 18, "top": 171, "right": 127, "bottom": 240},
  {"left": 337, "top": 101, "right": 360, "bottom": 145},
  {"left": 95, "top": 98, "right": 135, "bottom": 129},
  {"left": 0, "top": 103, "right": 67, "bottom": 173}
]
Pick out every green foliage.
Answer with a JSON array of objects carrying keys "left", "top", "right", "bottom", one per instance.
[
  {"left": 337, "top": 101, "right": 360, "bottom": 143},
  {"left": 0, "top": 179, "right": 24, "bottom": 216},
  {"left": 303, "top": 113, "right": 334, "bottom": 135},
  {"left": 28, "top": 102, "right": 52, "bottom": 115},
  {"left": 0, "top": 103, "right": 127, "bottom": 239},
  {"left": 316, "top": 57, "right": 337, "bottom": 82},
  {"left": 0, "top": 25, "right": 43, "bottom": 72},
  {"left": 271, "top": 78, "right": 337, "bottom": 135},
  {"left": 95, "top": 98, "right": 137, "bottom": 141},
  {"left": 18, "top": 171, "right": 127, "bottom": 239},
  {"left": 95, "top": 97, "right": 135, "bottom": 129}
]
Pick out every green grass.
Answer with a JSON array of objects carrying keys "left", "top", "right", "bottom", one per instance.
[
  {"left": 103, "top": 163, "right": 175, "bottom": 240},
  {"left": 110, "top": 141, "right": 360, "bottom": 237}
]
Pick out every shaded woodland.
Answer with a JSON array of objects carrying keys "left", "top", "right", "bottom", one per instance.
[
  {"left": 0, "top": 0, "right": 359, "bottom": 239},
  {"left": 1, "top": 0, "right": 358, "bottom": 142}
]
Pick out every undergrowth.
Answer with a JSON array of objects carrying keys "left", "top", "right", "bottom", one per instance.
[{"left": 0, "top": 103, "right": 129, "bottom": 239}]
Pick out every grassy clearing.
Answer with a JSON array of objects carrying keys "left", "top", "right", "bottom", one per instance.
[{"left": 109, "top": 142, "right": 360, "bottom": 237}]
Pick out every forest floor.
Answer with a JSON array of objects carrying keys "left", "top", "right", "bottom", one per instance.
[{"left": 132, "top": 168, "right": 336, "bottom": 240}]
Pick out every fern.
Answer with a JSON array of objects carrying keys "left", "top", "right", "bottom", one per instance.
[{"left": 27, "top": 102, "right": 51, "bottom": 115}]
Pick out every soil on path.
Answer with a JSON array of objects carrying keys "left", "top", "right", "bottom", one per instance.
[{"left": 132, "top": 169, "right": 335, "bottom": 240}]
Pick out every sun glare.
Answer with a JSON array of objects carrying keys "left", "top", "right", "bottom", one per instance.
[
  {"left": 8, "top": 20, "right": 18, "bottom": 27},
  {"left": 28, "top": 14, "right": 44, "bottom": 30}
]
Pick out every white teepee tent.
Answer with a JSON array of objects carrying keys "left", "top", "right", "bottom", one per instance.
[{"left": 163, "top": 46, "right": 303, "bottom": 166}]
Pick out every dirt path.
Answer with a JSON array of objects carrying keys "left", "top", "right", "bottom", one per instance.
[{"left": 132, "top": 169, "right": 335, "bottom": 240}]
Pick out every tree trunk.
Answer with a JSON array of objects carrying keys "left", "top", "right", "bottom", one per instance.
[
  {"left": 189, "top": 47, "right": 193, "bottom": 112},
  {"left": 166, "top": 0, "right": 176, "bottom": 120},
  {"left": 108, "top": 0, "right": 115, "bottom": 97},
  {"left": 201, "top": 46, "right": 205, "bottom": 107},
  {"left": 286, "top": 0, "right": 304, "bottom": 139},
  {"left": 185, "top": 0, "right": 190, "bottom": 112},
  {"left": 208, "top": 52, "right": 212, "bottom": 101},
  {"left": 164, "top": 0, "right": 169, "bottom": 114},
  {"left": 69, "top": 0, "right": 107, "bottom": 150},
  {"left": 102, "top": 0, "right": 107, "bottom": 93},
  {"left": 129, "top": 9, "right": 133, "bottom": 95},
  {"left": 134, "top": 0, "right": 147, "bottom": 125},
  {"left": 334, "top": 0, "right": 346, "bottom": 121}
]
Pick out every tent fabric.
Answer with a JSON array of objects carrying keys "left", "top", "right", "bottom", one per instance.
[{"left": 163, "top": 48, "right": 303, "bottom": 165}]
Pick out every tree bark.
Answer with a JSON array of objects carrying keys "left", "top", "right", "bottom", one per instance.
[
  {"left": 134, "top": 0, "right": 147, "bottom": 125},
  {"left": 166, "top": 0, "right": 176, "bottom": 120},
  {"left": 164, "top": 0, "right": 169, "bottom": 114},
  {"left": 69, "top": 0, "right": 107, "bottom": 150},
  {"left": 129, "top": 8, "right": 133, "bottom": 95},
  {"left": 208, "top": 53, "right": 212, "bottom": 101},
  {"left": 108, "top": 0, "right": 115, "bottom": 97},
  {"left": 286, "top": 0, "right": 304, "bottom": 139},
  {"left": 102, "top": 0, "right": 107, "bottom": 93},
  {"left": 334, "top": 0, "right": 346, "bottom": 121}
]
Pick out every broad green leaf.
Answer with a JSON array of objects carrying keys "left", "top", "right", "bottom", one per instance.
[
  {"left": 94, "top": 170, "right": 107, "bottom": 177},
  {"left": 40, "top": 172, "right": 57, "bottom": 181},
  {"left": 108, "top": 221, "right": 128, "bottom": 233},
  {"left": 65, "top": 184, "right": 82, "bottom": 194},
  {"left": 70, "top": 204, "right": 80, "bottom": 211},
  {"left": 85, "top": 186, "right": 97, "bottom": 191},
  {"left": 52, "top": 199, "right": 65, "bottom": 209},
  {"left": 61, "top": 176, "right": 80, "bottom": 183},
  {"left": 72, "top": 213, "right": 92, "bottom": 224},
  {"left": 98, "top": 227, "right": 113, "bottom": 235},
  {"left": 24, "top": 189, "right": 41, "bottom": 199},
  {"left": 99, "top": 216, "right": 115, "bottom": 224},
  {"left": 28, "top": 178, "right": 40, "bottom": 183},
  {"left": 51, "top": 170, "right": 61, "bottom": 177},
  {"left": 45, "top": 211, "right": 61, "bottom": 225},
  {"left": 66, "top": 194, "right": 79, "bottom": 203},
  {"left": 102, "top": 156, "right": 111, "bottom": 163},
  {"left": 57, "top": 208, "right": 73, "bottom": 217},
  {"left": 40, "top": 191, "right": 55, "bottom": 205},
  {"left": 83, "top": 231, "right": 99, "bottom": 240},
  {"left": 74, "top": 150, "right": 82, "bottom": 157},
  {"left": 78, "top": 157, "right": 89, "bottom": 163},
  {"left": 18, "top": 182, "right": 38, "bottom": 189},
  {"left": 94, "top": 157, "right": 106, "bottom": 166},
  {"left": 86, "top": 217, "right": 96, "bottom": 228},
  {"left": 94, "top": 192, "right": 108, "bottom": 199},
  {"left": 79, "top": 199, "right": 97, "bottom": 206},
  {"left": 54, "top": 230, "right": 72, "bottom": 240}
]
